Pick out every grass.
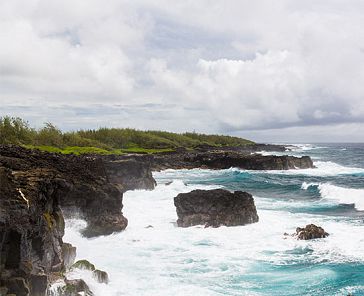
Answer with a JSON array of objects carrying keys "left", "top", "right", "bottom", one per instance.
[
  {"left": 24, "top": 145, "right": 176, "bottom": 155},
  {"left": 2, "top": 116, "right": 255, "bottom": 155},
  {"left": 24, "top": 145, "right": 123, "bottom": 155}
]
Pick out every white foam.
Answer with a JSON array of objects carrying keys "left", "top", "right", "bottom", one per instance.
[
  {"left": 318, "top": 183, "right": 364, "bottom": 211},
  {"left": 301, "top": 182, "right": 319, "bottom": 190},
  {"left": 264, "top": 161, "right": 364, "bottom": 177},
  {"left": 62, "top": 176, "right": 364, "bottom": 296},
  {"left": 301, "top": 181, "right": 364, "bottom": 211}
]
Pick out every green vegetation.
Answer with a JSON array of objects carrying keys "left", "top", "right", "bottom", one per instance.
[
  {"left": 71, "top": 259, "right": 96, "bottom": 271},
  {"left": 0, "top": 115, "right": 254, "bottom": 155}
]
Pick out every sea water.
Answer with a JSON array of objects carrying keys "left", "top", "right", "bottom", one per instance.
[{"left": 62, "top": 143, "right": 364, "bottom": 296}]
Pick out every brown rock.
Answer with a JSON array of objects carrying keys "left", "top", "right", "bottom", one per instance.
[{"left": 295, "top": 224, "right": 329, "bottom": 240}]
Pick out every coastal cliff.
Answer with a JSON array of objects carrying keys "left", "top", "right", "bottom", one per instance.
[
  {"left": 0, "top": 144, "right": 315, "bottom": 295},
  {"left": 151, "top": 150, "right": 314, "bottom": 171}
]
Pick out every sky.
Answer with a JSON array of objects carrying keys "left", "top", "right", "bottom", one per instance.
[{"left": 1, "top": 0, "right": 364, "bottom": 143}]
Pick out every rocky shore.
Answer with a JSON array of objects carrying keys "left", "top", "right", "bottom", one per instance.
[
  {"left": 151, "top": 149, "right": 314, "bottom": 171},
  {"left": 0, "top": 145, "right": 155, "bottom": 295},
  {"left": 0, "top": 144, "right": 314, "bottom": 295}
]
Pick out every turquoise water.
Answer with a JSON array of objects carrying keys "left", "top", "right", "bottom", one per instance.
[{"left": 63, "top": 143, "right": 364, "bottom": 296}]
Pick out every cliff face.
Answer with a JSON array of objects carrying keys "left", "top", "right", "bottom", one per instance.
[
  {"left": 103, "top": 154, "right": 156, "bottom": 192},
  {"left": 152, "top": 151, "right": 314, "bottom": 171},
  {"left": 0, "top": 166, "right": 64, "bottom": 295},
  {"left": 0, "top": 145, "right": 159, "bottom": 294},
  {"left": 0, "top": 146, "right": 128, "bottom": 238}
]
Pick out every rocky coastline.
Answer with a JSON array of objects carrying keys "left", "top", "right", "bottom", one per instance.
[
  {"left": 0, "top": 145, "right": 155, "bottom": 295},
  {"left": 0, "top": 143, "right": 314, "bottom": 295},
  {"left": 151, "top": 147, "right": 314, "bottom": 171}
]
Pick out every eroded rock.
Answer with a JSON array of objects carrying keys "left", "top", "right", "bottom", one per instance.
[
  {"left": 61, "top": 243, "right": 77, "bottom": 270},
  {"left": 295, "top": 224, "right": 329, "bottom": 240},
  {"left": 92, "top": 270, "right": 109, "bottom": 284},
  {"left": 174, "top": 189, "right": 259, "bottom": 227}
]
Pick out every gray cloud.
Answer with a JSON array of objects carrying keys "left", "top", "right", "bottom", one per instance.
[{"left": 1, "top": 0, "right": 364, "bottom": 142}]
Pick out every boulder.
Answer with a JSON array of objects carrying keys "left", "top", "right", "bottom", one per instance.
[
  {"left": 295, "top": 224, "right": 329, "bottom": 240},
  {"left": 71, "top": 260, "right": 95, "bottom": 271},
  {"left": 92, "top": 270, "right": 109, "bottom": 284},
  {"left": 174, "top": 189, "right": 259, "bottom": 227},
  {"left": 63, "top": 279, "right": 93, "bottom": 296}
]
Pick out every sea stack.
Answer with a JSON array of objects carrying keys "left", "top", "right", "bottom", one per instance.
[{"left": 174, "top": 189, "right": 259, "bottom": 227}]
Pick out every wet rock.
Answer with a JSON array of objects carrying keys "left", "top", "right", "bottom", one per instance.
[
  {"left": 0, "top": 145, "right": 128, "bottom": 240},
  {"left": 63, "top": 279, "right": 93, "bottom": 296},
  {"left": 295, "top": 224, "right": 329, "bottom": 240},
  {"left": 62, "top": 243, "right": 77, "bottom": 270},
  {"left": 152, "top": 150, "right": 314, "bottom": 171},
  {"left": 92, "top": 270, "right": 109, "bottom": 284},
  {"left": 4, "top": 277, "right": 29, "bottom": 296},
  {"left": 29, "top": 274, "right": 48, "bottom": 296},
  {"left": 174, "top": 189, "right": 259, "bottom": 227},
  {"left": 0, "top": 287, "right": 8, "bottom": 296},
  {"left": 0, "top": 166, "right": 63, "bottom": 296},
  {"left": 71, "top": 260, "right": 95, "bottom": 271},
  {"left": 103, "top": 156, "right": 156, "bottom": 192},
  {"left": 0, "top": 145, "right": 133, "bottom": 294}
]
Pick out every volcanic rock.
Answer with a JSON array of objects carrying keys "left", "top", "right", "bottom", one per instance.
[
  {"left": 174, "top": 189, "right": 259, "bottom": 227},
  {"left": 295, "top": 224, "right": 329, "bottom": 240}
]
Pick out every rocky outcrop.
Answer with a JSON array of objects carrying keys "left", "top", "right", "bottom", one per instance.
[
  {"left": 152, "top": 150, "right": 314, "bottom": 171},
  {"left": 295, "top": 224, "right": 329, "bottom": 240},
  {"left": 92, "top": 270, "right": 109, "bottom": 284},
  {"left": 61, "top": 243, "right": 76, "bottom": 270},
  {"left": 0, "top": 145, "right": 131, "bottom": 295},
  {"left": 0, "top": 145, "right": 128, "bottom": 239},
  {"left": 62, "top": 279, "right": 93, "bottom": 296},
  {"left": 103, "top": 155, "right": 156, "bottom": 192},
  {"left": 174, "top": 189, "right": 259, "bottom": 227},
  {"left": 0, "top": 166, "right": 64, "bottom": 295}
]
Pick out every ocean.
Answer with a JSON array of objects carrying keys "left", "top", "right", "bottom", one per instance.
[{"left": 61, "top": 143, "right": 364, "bottom": 296}]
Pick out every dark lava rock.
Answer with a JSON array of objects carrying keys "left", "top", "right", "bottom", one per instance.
[
  {"left": 4, "top": 277, "right": 30, "bottom": 296},
  {"left": 174, "top": 189, "right": 259, "bottom": 227},
  {"left": 103, "top": 155, "right": 156, "bottom": 192},
  {"left": 0, "top": 145, "right": 129, "bottom": 239},
  {"left": 1, "top": 145, "right": 152, "bottom": 294},
  {"left": 71, "top": 260, "right": 95, "bottom": 271},
  {"left": 152, "top": 150, "right": 314, "bottom": 171},
  {"left": 63, "top": 279, "right": 93, "bottom": 296},
  {"left": 0, "top": 166, "right": 63, "bottom": 295},
  {"left": 295, "top": 224, "right": 329, "bottom": 240}
]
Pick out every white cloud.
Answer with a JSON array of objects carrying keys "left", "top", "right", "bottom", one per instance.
[{"left": 1, "top": 0, "right": 364, "bottom": 142}]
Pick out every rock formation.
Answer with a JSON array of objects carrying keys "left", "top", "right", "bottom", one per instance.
[
  {"left": 295, "top": 224, "right": 329, "bottom": 240},
  {"left": 0, "top": 166, "right": 65, "bottom": 295},
  {"left": 0, "top": 145, "right": 130, "bottom": 238},
  {"left": 174, "top": 189, "right": 259, "bottom": 227},
  {"left": 152, "top": 150, "right": 314, "bottom": 171},
  {"left": 0, "top": 145, "right": 155, "bottom": 295},
  {"left": 103, "top": 154, "right": 156, "bottom": 192}
]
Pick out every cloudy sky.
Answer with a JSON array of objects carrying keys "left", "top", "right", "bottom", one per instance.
[{"left": 1, "top": 0, "right": 364, "bottom": 142}]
